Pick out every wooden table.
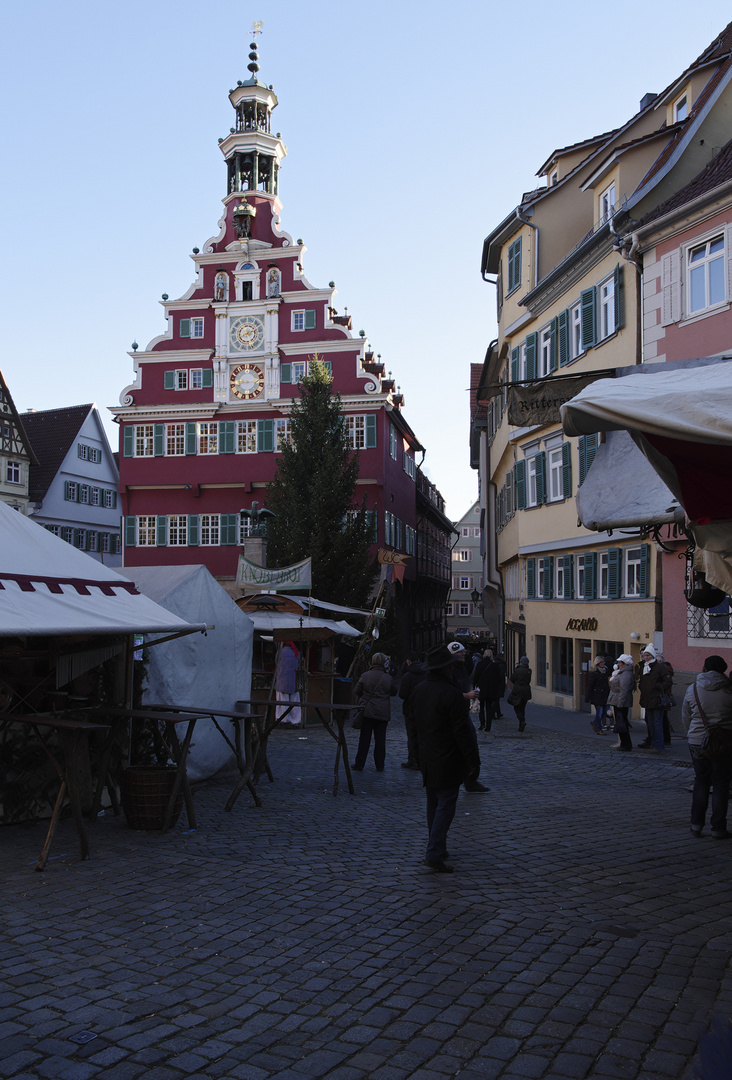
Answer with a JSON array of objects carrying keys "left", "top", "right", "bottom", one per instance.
[
  {"left": 224, "top": 699, "right": 360, "bottom": 809},
  {"left": 0, "top": 711, "right": 110, "bottom": 871},
  {"left": 95, "top": 705, "right": 258, "bottom": 832}
]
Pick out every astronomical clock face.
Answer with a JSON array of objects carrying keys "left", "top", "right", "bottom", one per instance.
[
  {"left": 229, "top": 314, "right": 265, "bottom": 353},
  {"left": 230, "top": 363, "right": 265, "bottom": 400}
]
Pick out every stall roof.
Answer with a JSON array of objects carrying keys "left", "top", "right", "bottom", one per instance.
[
  {"left": 244, "top": 610, "right": 361, "bottom": 637},
  {"left": 0, "top": 503, "right": 206, "bottom": 638}
]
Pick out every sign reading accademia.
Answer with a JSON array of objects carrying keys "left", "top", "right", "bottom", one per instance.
[{"left": 236, "top": 555, "right": 312, "bottom": 591}]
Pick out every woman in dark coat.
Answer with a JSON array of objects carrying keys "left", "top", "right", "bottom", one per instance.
[
  {"left": 353, "top": 652, "right": 397, "bottom": 772},
  {"left": 585, "top": 656, "right": 611, "bottom": 735},
  {"left": 607, "top": 654, "right": 635, "bottom": 750},
  {"left": 473, "top": 651, "right": 506, "bottom": 731},
  {"left": 508, "top": 656, "right": 532, "bottom": 732}
]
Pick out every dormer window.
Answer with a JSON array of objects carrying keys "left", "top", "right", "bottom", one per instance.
[
  {"left": 674, "top": 93, "right": 688, "bottom": 122},
  {"left": 600, "top": 182, "right": 615, "bottom": 224},
  {"left": 550, "top": 170, "right": 558, "bottom": 187}
]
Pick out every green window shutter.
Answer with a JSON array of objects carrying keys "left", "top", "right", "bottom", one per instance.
[
  {"left": 557, "top": 310, "right": 570, "bottom": 366},
  {"left": 187, "top": 515, "right": 199, "bottom": 546},
  {"left": 219, "top": 420, "right": 235, "bottom": 454},
  {"left": 280, "top": 363, "right": 292, "bottom": 383},
  {"left": 180, "top": 318, "right": 191, "bottom": 338},
  {"left": 639, "top": 543, "right": 650, "bottom": 597},
  {"left": 123, "top": 426, "right": 134, "bottom": 457},
  {"left": 164, "top": 371, "right": 175, "bottom": 390},
  {"left": 77, "top": 443, "right": 82, "bottom": 459},
  {"left": 510, "top": 346, "right": 520, "bottom": 383},
  {"left": 535, "top": 451, "right": 546, "bottom": 505},
  {"left": 584, "top": 551, "right": 597, "bottom": 600},
  {"left": 581, "top": 288, "right": 596, "bottom": 349},
  {"left": 112, "top": 491, "right": 117, "bottom": 509},
  {"left": 562, "top": 442, "right": 572, "bottom": 498},
  {"left": 185, "top": 423, "right": 198, "bottom": 455},
  {"left": 608, "top": 548, "right": 621, "bottom": 599},
  {"left": 154, "top": 424, "right": 165, "bottom": 456},
  {"left": 125, "top": 517, "right": 136, "bottom": 547},
  {"left": 508, "top": 238, "right": 521, "bottom": 292},
  {"left": 515, "top": 459, "right": 527, "bottom": 509},
  {"left": 220, "top": 514, "right": 238, "bottom": 545},
  {"left": 525, "top": 333, "right": 538, "bottom": 380},
  {"left": 578, "top": 437, "right": 587, "bottom": 485},
  {"left": 64, "top": 480, "right": 71, "bottom": 501},
  {"left": 322, "top": 360, "right": 332, "bottom": 375},
  {"left": 579, "top": 433, "right": 598, "bottom": 484},
  {"left": 257, "top": 419, "right": 274, "bottom": 452},
  {"left": 365, "top": 415, "right": 377, "bottom": 448},
  {"left": 543, "top": 556, "right": 554, "bottom": 599},
  {"left": 549, "top": 318, "right": 558, "bottom": 372},
  {"left": 156, "top": 516, "right": 167, "bottom": 546},
  {"left": 202, "top": 369, "right": 213, "bottom": 388},
  {"left": 304, "top": 310, "right": 316, "bottom": 329},
  {"left": 564, "top": 554, "right": 574, "bottom": 599},
  {"left": 614, "top": 264, "right": 625, "bottom": 331},
  {"left": 526, "top": 557, "right": 536, "bottom": 598}
]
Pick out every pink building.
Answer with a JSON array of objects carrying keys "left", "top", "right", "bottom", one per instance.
[
  {"left": 114, "top": 43, "right": 451, "bottom": 648},
  {"left": 635, "top": 138, "right": 732, "bottom": 675}
]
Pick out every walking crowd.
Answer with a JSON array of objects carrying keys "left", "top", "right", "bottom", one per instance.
[{"left": 347, "top": 639, "right": 732, "bottom": 871}]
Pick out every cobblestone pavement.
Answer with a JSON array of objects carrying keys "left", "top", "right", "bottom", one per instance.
[{"left": 1, "top": 705, "right": 731, "bottom": 1080}]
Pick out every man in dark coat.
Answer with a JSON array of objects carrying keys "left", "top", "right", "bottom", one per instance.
[
  {"left": 399, "top": 652, "right": 427, "bottom": 770},
  {"left": 412, "top": 644, "right": 482, "bottom": 873}
]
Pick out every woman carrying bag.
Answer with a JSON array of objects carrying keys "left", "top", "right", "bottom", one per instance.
[
  {"left": 352, "top": 653, "right": 397, "bottom": 772},
  {"left": 607, "top": 654, "right": 635, "bottom": 751}
]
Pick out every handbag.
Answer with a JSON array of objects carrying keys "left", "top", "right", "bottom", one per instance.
[
  {"left": 659, "top": 690, "right": 676, "bottom": 709},
  {"left": 694, "top": 684, "right": 732, "bottom": 760}
]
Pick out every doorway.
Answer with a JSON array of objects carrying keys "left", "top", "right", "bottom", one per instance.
[{"left": 578, "top": 638, "right": 592, "bottom": 712}]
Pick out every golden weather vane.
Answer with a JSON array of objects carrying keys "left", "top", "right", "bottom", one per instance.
[{"left": 251, "top": 20, "right": 263, "bottom": 37}]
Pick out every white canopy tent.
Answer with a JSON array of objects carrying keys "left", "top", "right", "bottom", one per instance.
[
  {"left": 0, "top": 501, "right": 204, "bottom": 640},
  {"left": 561, "top": 357, "right": 732, "bottom": 591}
]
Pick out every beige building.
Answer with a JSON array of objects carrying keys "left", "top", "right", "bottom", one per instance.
[{"left": 472, "top": 25, "right": 732, "bottom": 711}]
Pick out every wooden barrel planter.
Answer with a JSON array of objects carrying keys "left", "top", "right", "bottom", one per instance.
[{"left": 120, "top": 766, "right": 184, "bottom": 831}]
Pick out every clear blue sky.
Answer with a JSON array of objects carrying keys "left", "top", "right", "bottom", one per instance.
[{"left": 1, "top": 1, "right": 730, "bottom": 520}]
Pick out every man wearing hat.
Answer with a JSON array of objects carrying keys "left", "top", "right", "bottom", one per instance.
[
  {"left": 411, "top": 644, "right": 482, "bottom": 873},
  {"left": 637, "top": 644, "right": 673, "bottom": 752}
]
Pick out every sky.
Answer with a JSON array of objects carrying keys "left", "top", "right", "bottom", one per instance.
[{"left": 1, "top": 1, "right": 731, "bottom": 521}]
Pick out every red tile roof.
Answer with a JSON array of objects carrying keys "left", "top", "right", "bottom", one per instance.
[{"left": 638, "top": 138, "right": 732, "bottom": 227}]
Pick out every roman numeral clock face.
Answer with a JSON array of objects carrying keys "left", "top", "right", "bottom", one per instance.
[
  {"left": 229, "top": 315, "right": 265, "bottom": 352},
  {"left": 230, "top": 363, "right": 265, "bottom": 399}
]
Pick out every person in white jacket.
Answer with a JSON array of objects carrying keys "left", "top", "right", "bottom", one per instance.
[{"left": 681, "top": 655, "right": 732, "bottom": 838}]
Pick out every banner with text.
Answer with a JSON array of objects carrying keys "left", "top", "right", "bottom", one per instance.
[
  {"left": 236, "top": 555, "right": 312, "bottom": 592},
  {"left": 508, "top": 373, "right": 612, "bottom": 426}
]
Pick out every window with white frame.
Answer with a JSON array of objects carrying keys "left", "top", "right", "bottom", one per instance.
[
  {"left": 138, "top": 516, "right": 157, "bottom": 546},
  {"left": 389, "top": 426, "right": 398, "bottom": 460},
  {"left": 199, "top": 422, "right": 218, "bottom": 454},
  {"left": 99, "top": 533, "right": 110, "bottom": 553},
  {"left": 347, "top": 416, "right": 367, "bottom": 449},
  {"left": 5, "top": 460, "right": 21, "bottom": 484},
  {"left": 674, "top": 93, "right": 688, "bottom": 121},
  {"left": 459, "top": 575, "right": 472, "bottom": 590},
  {"left": 625, "top": 547, "right": 642, "bottom": 597},
  {"left": 45, "top": 524, "right": 60, "bottom": 536},
  {"left": 599, "top": 551, "right": 609, "bottom": 599},
  {"left": 103, "top": 489, "right": 116, "bottom": 509},
  {"left": 538, "top": 559, "right": 548, "bottom": 598},
  {"left": 291, "top": 309, "right": 316, "bottom": 332},
  {"left": 600, "top": 182, "right": 616, "bottom": 224},
  {"left": 90, "top": 487, "right": 101, "bottom": 506},
  {"left": 599, "top": 275, "right": 616, "bottom": 339},
  {"left": 76, "top": 529, "right": 87, "bottom": 550},
  {"left": 78, "top": 485, "right": 89, "bottom": 505},
  {"left": 688, "top": 235, "right": 725, "bottom": 314},
  {"left": 555, "top": 559, "right": 567, "bottom": 599},
  {"left": 136, "top": 425, "right": 155, "bottom": 456},
  {"left": 200, "top": 515, "right": 220, "bottom": 545},
  {"left": 527, "top": 455, "right": 539, "bottom": 508},
  {"left": 446, "top": 603, "right": 454, "bottom": 617},
  {"left": 62, "top": 526, "right": 74, "bottom": 544},
  {"left": 180, "top": 317, "right": 204, "bottom": 339},
  {"left": 166, "top": 424, "right": 186, "bottom": 456},
  {"left": 454, "top": 549, "right": 471, "bottom": 562},
  {"left": 275, "top": 418, "right": 291, "bottom": 450},
  {"left": 191, "top": 369, "right": 204, "bottom": 390},
  {"left": 237, "top": 420, "right": 257, "bottom": 453},
  {"left": 547, "top": 446, "right": 564, "bottom": 503},
  {"left": 570, "top": 302, "right": 583, "bottom": 359},
  {"left": 291, "top": 361, "right": 307, "bottom": 382},
  {"left": 65, "top": 481, "right": 78, "bottom": 501},
  {"left": 539, "top": 324, "right": 553, "bottom": 377},
  {"left": 576, "top": 554, "right": 587, "bottom": 599},
  {"left": 175, "top": 370, "right": 188, "bottom": 390},
  {"left": 169, "top": 516, "right": 188, "bottom": 546},
  {"left": 461, "top": 527, "right": 470, "bottom": 537},
  {"left": 458, "top": 602, "right": 471, "bottom": 617},
  {"left": 78, "top": 444, "right": 102, "bottom": 463}
]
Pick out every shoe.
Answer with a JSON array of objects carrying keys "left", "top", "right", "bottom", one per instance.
[
  {"left": 351, "top": 764, "right": 363, "bottom": 771},
  {"left": 477, "top": 725, "right": 485, "bottom": 731},
  {"left": 518, "top": 721, "right": 526, "bottom": 732},
  {"left": 376, "top": 767, "right": 384, "bottom": 772},
  {"left": 401, "top": 761, "right": 420, "bottom": 770},
  {"left": 712, "top": 830, "right": 731, "bottom": 839},
  {"left": 690, "top": 827, "right": 703, "bottom": 837},
  {"left": 464, "top": 780, "right": 490, "bottom": 792},
  {"left": 424, "top": 859, "right": 454, "bottom": 873},
  {"left": 591, "top": 724, "right": 604, "bottom": 735},
  {"left": 637, "top": 740, "right": 651, "bottom": 749}
]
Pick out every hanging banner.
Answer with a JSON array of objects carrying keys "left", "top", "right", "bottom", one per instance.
[
  {"left": 378, "top": 549, "right": 411, "bottom": 565},
  {"left": 508, "top": 373, "right": 613, "bottom": 426},
  {"left": 236, "top": 555, "right": 312, "bottom": 591}
]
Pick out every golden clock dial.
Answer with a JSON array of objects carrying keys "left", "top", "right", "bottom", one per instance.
[{"left": 230, "top": 363, "right": 265, "bottom": 399}]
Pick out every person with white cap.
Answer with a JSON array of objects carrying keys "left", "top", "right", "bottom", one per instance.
[
  {"left": 636, "top": 644, "right": 673, "bottom": 753},
  {"left": 607, "top": 655, "right": 636, "bottom": 750}
]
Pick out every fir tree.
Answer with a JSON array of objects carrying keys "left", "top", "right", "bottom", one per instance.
[{"left": 264, "top": 359, "right": 378, "bottom": 608}]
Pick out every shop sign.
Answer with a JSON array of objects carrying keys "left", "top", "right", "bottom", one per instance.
[
  {"left": 508, "top": 373, "right": 611, "bottom": 426},
  {"left": 566, "top": 617, "right": 598, "bottom": 632}
]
